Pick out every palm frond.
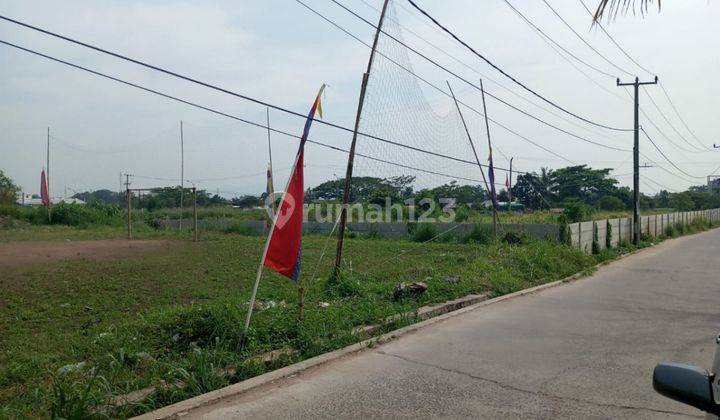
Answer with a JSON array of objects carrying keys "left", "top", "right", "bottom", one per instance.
[{"left": 594, "top": 0, "right": 660, "bottom": 22}]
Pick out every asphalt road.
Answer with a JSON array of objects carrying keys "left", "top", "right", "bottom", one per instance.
[{"left": 190, "top": 229, "right": 720, "bottom": 419}]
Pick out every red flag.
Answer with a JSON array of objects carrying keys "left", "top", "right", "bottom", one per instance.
[
  {"left": 263, "top": 86, "right": 324, "bottom": 281},
  {"left": 40, "top": 170, "right": 50, "bottom": 206},
  {"left": 505, "top": 173, "right": 509, "bottom": 189}
]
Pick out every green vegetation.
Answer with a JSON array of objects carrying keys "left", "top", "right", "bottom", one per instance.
[
  {"left": 0, "top": 226, "right": 608, "bottom": 418},
  {"left": 0, "top": 170, "right": 19, "bottom": 205}
]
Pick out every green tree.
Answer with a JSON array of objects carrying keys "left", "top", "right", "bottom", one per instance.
[
  {"left": 548, "top": 165, "right": 617, "bottom": 206},
  {"left": 511, "top": 172, "right": 551, "bottom": 209},
  {"left": 597, "top": 195, "right": 626, "bottom": 211},
  {"left": 0, "top": 170, "right": 19, "bottom": 205},
  {"left": 670, "top": 192, "right": 695, "bottom": 211}
]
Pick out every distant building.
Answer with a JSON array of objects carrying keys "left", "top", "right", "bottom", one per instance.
[{"left": 15, "top": 192, "right": 85, "bottom": 206}]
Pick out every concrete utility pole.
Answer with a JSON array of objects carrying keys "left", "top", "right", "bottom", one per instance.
[
  {"left": 617, "top": 76, "right": 657, "bottom": 245},
  {"left": 334, "top": 0, "right": 391, "bottom": 276}
]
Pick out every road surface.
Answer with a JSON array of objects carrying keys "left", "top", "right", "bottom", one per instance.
[{"left": 190, "top": 229, "right": 720, "bottom": 419}]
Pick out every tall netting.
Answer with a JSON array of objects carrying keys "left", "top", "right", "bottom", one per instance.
[
  {"left": 352, "top": 1, "right": 486, "bottom": 192},
  {"left": 329, "top": 1, "right": 500, "bottom": 277}
]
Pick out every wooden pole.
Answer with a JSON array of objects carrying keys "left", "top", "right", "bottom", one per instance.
[
  {"left": 508, "top": 157, "right": 513, "bottom": 212},
  {"left": 46, "top": 127, "right": 52, "bottom": 222},
  {"left": 333, "top": 0, "right": 391, "bottom": 276},
  {"left": 241, "top": 147, "right": 307, "bottom": 349},
  {"left": 297, "top": 287, "right": 305, "bottom": 322},
  {"left": 446, "top": 81, "right": 492, "bottom": 212},
  {"left": 179, "top": 121, "right": 184, "bottom": 232},
  {"left": 478, "top": 79, "right": 498, "bottom": 240},
  {"left": 266, "top": 108, "right": 277, "bottom": 217},
  {"left": 193, "top": 187, "right": 198, "bottom": 242},
  {"left": 126, "top": 188, "right": 132, "bottom": 240}
]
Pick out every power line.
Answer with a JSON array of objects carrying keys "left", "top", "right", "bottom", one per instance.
[
  {"left": 309, "top": 0, "right": 628, "bottom": 153},
  {"left": 501, "top": 0, "right": 617, "bottom": 80},
  {"left": 354, "top": 0, "right": 625, "bottom": 144},
  {"left": 0, "top": 13, "right": 488, "bottom": 157},
  {"left": 0, "top": 38, "right": 511, "bottom": 185},
  {"left": 640, "top": 127, "right": 706, "bottom": 179},
  {"left": 540, "top": 0, "right": 635, "bottom": 77},
  {"left": 578, "top": 0, "right": 654, "bottom": 76},
  {"left": 642, "top": 86, "right": 705, "bottom": 152},
  {"left": 296, "top": 0, "right": 582, "bottom": 159},
  {"left": 404, "top": 0, "right": 631, "bottom": 132},
  {"left": 658, "top": 81, "right": 709, "bottom": 151}
]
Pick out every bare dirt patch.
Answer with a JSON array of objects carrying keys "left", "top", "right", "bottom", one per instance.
[{"left": 0, "top": 239, "right": 174, "bottom": 267}]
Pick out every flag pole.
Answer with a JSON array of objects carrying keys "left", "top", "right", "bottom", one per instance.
[
  {"left": 266, "top": 107, "right": 277, "bottom": 217},
  {"left": 446, "top": 81, "right": 492, "bottom": 203},
  {"left": 241, "top": 85, "right": 325, "bottom": 349},
  {"left": 334, "top": 0, "right": 391, "bottom": 276},
  {"left": 479, "top": 79, "right": 498, "bottom": 239},
  {"left": 240, "top": 151, "right": 302, "bottom": 349},
  {"left": 46, "top": 127, "right": 51, "bottom": 222}
]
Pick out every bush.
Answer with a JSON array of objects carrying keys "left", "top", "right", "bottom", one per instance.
[
  {"left": 463, "top": 224, "right": 493, "bottom": 244},
  {"left": 324, "top": 271, "right": 363, "bottom": 298},
  {"left": 563, "top": 200, "right": 590, "bottom": 223},
  {"left": 605, "top": 220, "right": 612, "bottom": 249},
  {"left": 502, "top": 230, "right": 528, "bottom": 245},
  {"left": 224, "top": 221, "right": 256, "bottom": 235},
  {"left": 591, "top": 222, "right": 600, "bottom": 255},
  {"left": 411, "top": 224, "right": 438, "bottom": 242},
  {"left": 557, "top": 215, "right": 572, "bottom": 246},
  {"left": 597, "top": 195, "right": 626, "bottom": 211},
  {"left": 50, "top": 202, "right": 123, "bottom": 227}
]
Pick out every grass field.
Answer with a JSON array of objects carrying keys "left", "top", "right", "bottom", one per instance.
[{"left": 1, "top": 217, "right": 711, "bottom": 418}]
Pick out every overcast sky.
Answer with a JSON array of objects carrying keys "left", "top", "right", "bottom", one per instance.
[{"left": 1, "top": 0, "right": 718, "bottom": 198}]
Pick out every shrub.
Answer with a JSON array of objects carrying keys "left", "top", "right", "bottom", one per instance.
[
  {"left": 563, "top": 200, "right": 589, "bottom": 223},
  {"left": 411, "top": 223, "right": 438, "bottom": 242},
  {"left": 605, "top": 220, "right": 612, "bottom": 249},
  {"left": 224, "top": 221, "right": 256, "bottom": 235},
  {"left": 51, "top": 203, "right": 123, "bottom": 227},
  {"left": 597, "top": 195, "right": 626, "bottom": 211},
  {"left": 502, "top": 230, "right": 528, "bottom": 245},
  {"left": 463, "top": 224, "right": 493, "bottom": 244},
  {"left": 591, "top": 222, "right": 600, "bottom": 255},
  {"left": 324, "top": 271, "right": 363, "bottom": 298},
  {"left": 557, "top": 215, "right": 572, "bottom": 246}
]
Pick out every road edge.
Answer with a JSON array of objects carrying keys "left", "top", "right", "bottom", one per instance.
[{"left": 133, "top": 230, "right": 706, "bottom": 419}]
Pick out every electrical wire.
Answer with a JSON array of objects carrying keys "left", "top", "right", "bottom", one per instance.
[
  {"left": 384, "top": 1, "right": 631, "bottom": 131},
  {"left": 307, "top": 0, "right": 627, "bottom": 153},
  {"left": 640, "top": 127, "right": 706, "bottom": 180},
  {"left": 578, "top": 0, "right": 654, "bottom": 76},
  {"left": 658, "top": 81, "right": 709, "bottom": 150},
  {"left": 0, "top": 38, "right": 505, "bottom": 185}
]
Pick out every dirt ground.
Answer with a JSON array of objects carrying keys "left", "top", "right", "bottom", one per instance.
[{"left": 0, "top": 239, "right": 174, "bottom": 267}]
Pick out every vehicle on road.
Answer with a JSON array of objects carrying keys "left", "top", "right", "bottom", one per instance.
[{"left": 653, "top": 334, "right": 720, "bottom": 418}]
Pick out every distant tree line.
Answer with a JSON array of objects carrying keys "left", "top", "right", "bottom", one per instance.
[{"left": 4, "top": 165, "right": 718, "bottom": 217}]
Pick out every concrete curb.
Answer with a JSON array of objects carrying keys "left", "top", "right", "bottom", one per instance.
[
  {"left": 134, "top": 230, "right": 711, "bottom": 419},
  {"left": 134, "top": 270, "right": 595, "bottom": 419}
]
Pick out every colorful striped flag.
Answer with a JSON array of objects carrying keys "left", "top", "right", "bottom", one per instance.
[
  {"left": 488, "top": 151, "right": 498, "bottom": 209},
  {"left": 40, "top": 170, "right": 50, "bottom": 206},
  {"left": 263, "top": 85, "right": 325, "bottom": 281}
]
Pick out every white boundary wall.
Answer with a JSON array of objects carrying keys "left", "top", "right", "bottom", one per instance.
[{"left": 568, "top": 209, "right": 720, "bottom": 254}]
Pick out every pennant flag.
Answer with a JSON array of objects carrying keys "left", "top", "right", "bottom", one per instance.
[
  {"left": 266, "top": 163, "right": 276, "bottom": 219},
  {"left": 487, "top": 151, "right": 499, "bottom": 209},
  {"left": 505, "top": 173, "right": 509, "bottom": 189},
  {"left": 263, "top": 85, "right": 325, "bottom": 281},
  {"left": 40, "top": 170, "right": 50, "bottom": 206}
]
